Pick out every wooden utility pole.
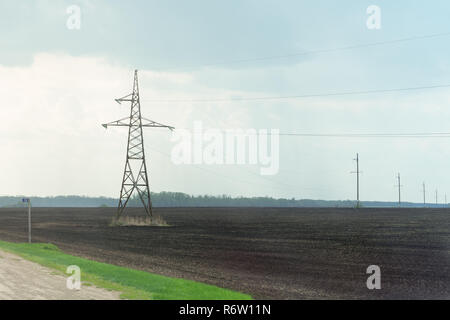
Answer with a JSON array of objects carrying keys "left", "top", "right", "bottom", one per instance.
[
  {"left": 396, "top": 173, "right": 402, "bottom": 207},
  {"left": 351, "top": 153, "right": 360, "bottom": 208},
  {"left": 422, "top": 182, "right": 426, "bottom": 207}
]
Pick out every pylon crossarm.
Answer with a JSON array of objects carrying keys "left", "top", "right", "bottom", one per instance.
[
  {"left": 102, "top": 117, "right": 175, "bottom": 130},
  {"left": 115, "top": 93, "right": 133, "bottom": 104},
  {"left": 141, "top": 117, "right": 175, "bottom": 130},
  {"left": 102, "top": 117, "right": 131, "bottom": 128}
]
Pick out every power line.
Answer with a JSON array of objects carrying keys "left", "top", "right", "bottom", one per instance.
[
  {"left": 171, "top": 129, "right": 450, "bottom": 138},
  {"left": 275, "top": 132, "right": 450, "bottom": 138},
  {"left": 156, "top": 31, "right": 450, "bottom": 71},
  {"left": 143, "top": 83, "right": 450, "bottom": 103}
]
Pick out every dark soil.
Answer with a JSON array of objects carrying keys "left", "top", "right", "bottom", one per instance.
[{"left": 0, "top": 207, "right": 448, "bottom": 299}]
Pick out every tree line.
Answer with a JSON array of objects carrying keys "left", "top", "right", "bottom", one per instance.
[{"left": 0, "top": 192, "right": 433, "bottom": 208}]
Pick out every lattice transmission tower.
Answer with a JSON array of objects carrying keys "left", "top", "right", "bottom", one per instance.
[{"left": 102, "top": 70, "right": 174, "bottom": 218}]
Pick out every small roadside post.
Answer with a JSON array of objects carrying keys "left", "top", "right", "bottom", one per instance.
[{"left": 22, "top": 198, "right": 31, "bottom": 243}]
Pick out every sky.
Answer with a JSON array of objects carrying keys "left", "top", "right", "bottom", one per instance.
[{"left": 1, "top": 0, "right": 450, "bottom": 202}]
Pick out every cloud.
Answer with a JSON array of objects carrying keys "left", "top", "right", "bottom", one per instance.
[
  {"left": 0, "top": 52, "right": 449, "bottom": 202},
  {"left": 0, "top": 53, "right": 292, "bottom": 197}
]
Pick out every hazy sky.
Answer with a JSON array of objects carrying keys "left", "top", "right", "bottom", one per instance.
[{"left": 1, "top": 0, "right": 450, "bottom": 202}]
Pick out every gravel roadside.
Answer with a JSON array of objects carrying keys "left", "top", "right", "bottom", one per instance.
[{"left": 0, "top": 249, "right": 120, "bottom": 300}]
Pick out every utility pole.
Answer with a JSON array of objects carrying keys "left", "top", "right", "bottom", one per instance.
[
  {"left": 103, "top": 70, "right": 174, "bottom": 218},
  {"left": 422, "top": 182, "right": 426, "bottom": 207},
  {"left": 435, "top": 189, "right": 438, "bottom": 206},
  {"left": 395, "top": 173, "right": 402, "bottom": 207},
  {"left": 351, "top": 153, "right": 360, "bottom": 208},
  {"left": 22, "top": 198, "right": 31, "bottom": 243},
  {"left": 445, "top": 194, "right": 447, "bottom": 208}
]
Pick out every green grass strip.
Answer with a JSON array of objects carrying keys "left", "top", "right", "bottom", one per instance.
[{"left": 0, "top": 241, "right": 252, "bottom": 300}]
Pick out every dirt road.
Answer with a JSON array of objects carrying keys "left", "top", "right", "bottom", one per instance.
[{"left": 0, "top": 249, "right": 120, "bottom": 300}]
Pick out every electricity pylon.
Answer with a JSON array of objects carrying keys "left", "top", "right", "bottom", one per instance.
[{"left": 103, "top": 70, "right": 174, "bottom": 218}]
